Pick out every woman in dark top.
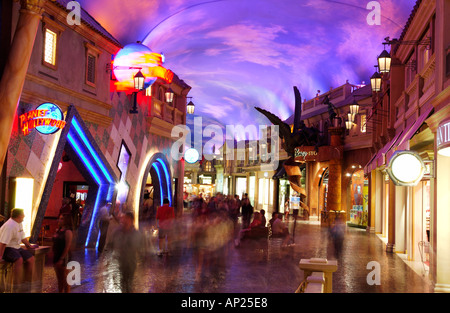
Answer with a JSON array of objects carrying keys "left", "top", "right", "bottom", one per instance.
[{"left": 52, "top": 213, "right": 73, "bottom": 293}]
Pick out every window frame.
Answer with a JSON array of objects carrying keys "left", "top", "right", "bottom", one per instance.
[
  {"left": 41, "top": 16, "right": 65, "bottom": 70},
  {"left": 84, "top": 42, "right": 102, "bottom": 88}
]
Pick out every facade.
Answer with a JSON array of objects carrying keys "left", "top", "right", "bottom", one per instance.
[
  {"left": 364, "top": 0, "right": 450, "bottom": 292},
  {"left": 284, "top": 82, "right": 374, "bottom": 225},
  {"left": 0, "top": 0, "right": 191, "bottom": 248}
]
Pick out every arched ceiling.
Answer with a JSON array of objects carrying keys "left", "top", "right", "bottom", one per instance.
[{"left": 78, "top": 0, "right": 416, "bottom": 140}]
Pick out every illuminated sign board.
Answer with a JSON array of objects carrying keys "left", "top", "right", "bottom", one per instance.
[
  {"left": 437, "top": 120, "right": 450, "bottom": 157},
  {"left": 294, "top": 146, "right": 318, "bottom": 161},
  {"left": 387, "top": 150, "right": 425, "bottom": 186},
  {"left": 19, "top": 102, "right": 66, "bottom": 136}
]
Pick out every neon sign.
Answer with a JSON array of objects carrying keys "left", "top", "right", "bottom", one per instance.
[{"left": 19, "top": 102, "right": 66, "bottom": 136}]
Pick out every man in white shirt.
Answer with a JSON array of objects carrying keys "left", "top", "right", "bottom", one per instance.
[{"left": 0, "top": 208, "right": 37, "bottom": 291}]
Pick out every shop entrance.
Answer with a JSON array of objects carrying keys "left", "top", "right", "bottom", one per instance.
[
  {"left": 139, "top": 153, "right": 173, "bottom": 227},
  {"left": 31, "top": 107, "right": 117, "bottom": 249}
]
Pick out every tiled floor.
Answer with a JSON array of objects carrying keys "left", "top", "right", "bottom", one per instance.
[{"left": 40, "top": 214, "right": 432, "bottom": 293}]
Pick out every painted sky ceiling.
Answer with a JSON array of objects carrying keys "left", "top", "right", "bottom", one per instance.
[{"left": 78, "top": 0, "right": 416, "bottom": 140}]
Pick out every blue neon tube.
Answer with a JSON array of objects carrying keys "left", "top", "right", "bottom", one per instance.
[
  {"left": 67, "top": 133, "right": 102, "bottom": 185},
  {"left": 157, "top": 158, "right": 172, "bottom": 206},
  {"left": 152, "top": 163, "right": 164, "bottom": 206},
  {"left": 72, "top": 118, "right": 114, "bottom": 184}
]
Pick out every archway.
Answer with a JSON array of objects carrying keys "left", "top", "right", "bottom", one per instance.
[
  {"left": 31, "top": 106, "right": 117, "bottom": 248},
  {"left": 138, "top": 153, "right": 173, "bottom": 227}
]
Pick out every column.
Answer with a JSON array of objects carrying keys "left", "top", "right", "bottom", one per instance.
[
  {"left": 368, "top": 170, "right": 376, "bottom": 233},
  {"left": 0, "top": 0, "right": 47, "bottom": 171},
  {"left": 386, "top": 180, "right": 396, "bottom": 253},
  {"left": 327, "top": 126, "right": 344, "bottom": 222}
]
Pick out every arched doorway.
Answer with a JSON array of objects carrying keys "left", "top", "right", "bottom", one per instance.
[
  {"left": 31, "top": 106, "right": 117, "bottom": 248},
  {"left": 138, "top": 153, "right": 173, "bottom": 227}
]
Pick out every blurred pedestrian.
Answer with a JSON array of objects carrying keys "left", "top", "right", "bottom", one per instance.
[
  {"left": 52, "top": 213, "right": 73, "bottom": 293},
  {"left": 110, "top": 212, "right": 141, "bottom": 293},
  {"left": 241, "top": 193, "right": 253, "bottom": 229},
  {"left": 156, "top": 198, "right": 175, "bottom": 255},
  {"left": 330, "top": 215, "right": 345, "bottom": 259},
  {"left": 271, "top": 213, "right": 290, "bottom": 246},
  {"left": 97, "top": 201, "right": 112, "bottom": 254}
]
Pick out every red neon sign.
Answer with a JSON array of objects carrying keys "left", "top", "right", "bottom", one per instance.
[{"left": 19, "top": 107, "right": 66, "bottom": 136}]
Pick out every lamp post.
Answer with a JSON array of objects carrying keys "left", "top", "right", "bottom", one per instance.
[{"left": 130, "top": 69, "right": 145, "bottom": 114}]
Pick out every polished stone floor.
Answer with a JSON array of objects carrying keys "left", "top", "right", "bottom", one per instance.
[{"left": 40, "top": 213, "right": 432, "bottom": 293}]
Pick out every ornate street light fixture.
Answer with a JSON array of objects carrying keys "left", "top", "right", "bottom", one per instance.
[
  {"left": 130, "top": 69, "right": 145, "bottom": 114},
  {"left": 186, "top": 98, "right": 195, "bottom": 114},
  {"left": 370, "top": 68, "right": 382, "bottom": 93},
  {"left": 133, "top": 70, "right": 145, "bottom": 91},
  {"left": 377, "top": 49, "right": 392, "bottom": 74},
  {"left": 165, "top": 87, "right": 174, "bottom": 103},
  {"left": 349, "top": 100, "right": 360, "bottom": 115}
]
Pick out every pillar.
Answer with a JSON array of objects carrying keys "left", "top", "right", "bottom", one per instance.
[
  {"left": 0, "top": 0, "right": 47, "bottom": 171},
  {"left": 386, "top": 180, "right": 396, "bottom": 253},
  {"left": 368, "top": 170, "right": 376, "bottom": 233},
  {"left": 327, "top": 126, "right": 344, "bottom": 220}
]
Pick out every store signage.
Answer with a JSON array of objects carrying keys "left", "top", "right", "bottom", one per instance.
[
  {"left": 294, "top": 146, "right": 318, "bottom": 161},
  {"left": 437, "top": 120, "right": 450, "bottom": 157},
  {"left": 19, "top": 102, "right": 66, "bottom": 136},
  {"left": 387, "top": 150, "right": 425, "bottom": 186}
]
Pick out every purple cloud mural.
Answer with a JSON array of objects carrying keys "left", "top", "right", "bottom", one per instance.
[{"left": 78, "top": 0, "right": 416, "bottom": 140}]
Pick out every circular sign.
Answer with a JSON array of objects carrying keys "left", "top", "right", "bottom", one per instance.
[
  {"left": 184, "top": 148, "right": 200, "bottom": 164},
  {"left": 34, "top": 102, "right": 65, "bottom": 135},
  {"left": 387, "top": 151, "right": 425, "bottom": 186}
]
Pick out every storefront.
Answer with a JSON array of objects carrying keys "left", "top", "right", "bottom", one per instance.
[{"left": 348, "top": 169, "right": 369, "bottom": 228}]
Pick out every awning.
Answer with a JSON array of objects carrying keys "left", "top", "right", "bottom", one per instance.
[
  {"left": 364, "top": 105, "right": 434, "bottom": 174},
  {"left": 364, "top": 130, "right": 403, "bottom": 174},
  {"left": 393, "top": 105, "right": 434, "bottom": 153}
]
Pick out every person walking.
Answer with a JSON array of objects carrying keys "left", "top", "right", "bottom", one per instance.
[
  {"left": 110, "top": 212, "right": 141, "bottom": 293},
  {"left": 97, "top": 202, "right": 112, "bottom": 254},
  {"left": 0, "top": 208, "right": 38, "bottom": 292},
  {"left": 156, "top": 198, "right": 175, "bottom": 256},
  {"left": 241, "top": 193, "right": 253, "bottom": 229},
  {"left": 52, "top": 213, "right": 73, "bottom": 293}
]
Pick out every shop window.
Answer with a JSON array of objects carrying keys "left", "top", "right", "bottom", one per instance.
[{"left": 204, "top": 161, "right": 212, "bottom": 172}]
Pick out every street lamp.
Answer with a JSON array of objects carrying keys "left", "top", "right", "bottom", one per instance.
[
  {"left": 165, "top": 87, "right": 174, "bottom": 103},
  {"left": 377, "top": 49, "right": 392, "bottom": 74},
  {"left": 130, "top": 69, "right": 145, "bottom": 114},
  {"left": 370, "top": 68, "right": 382, "bottom": 93},
  {"left": 187, "top": 99, "right": 195, "bottom": 114}
]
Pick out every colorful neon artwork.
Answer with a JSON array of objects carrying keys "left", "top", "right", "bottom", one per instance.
[
  {"left": 112, "top": 42, "right": 174, "bottom": 92},
  {"left": 19, "top": 102, "right": 66, "bottom": 136}
]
